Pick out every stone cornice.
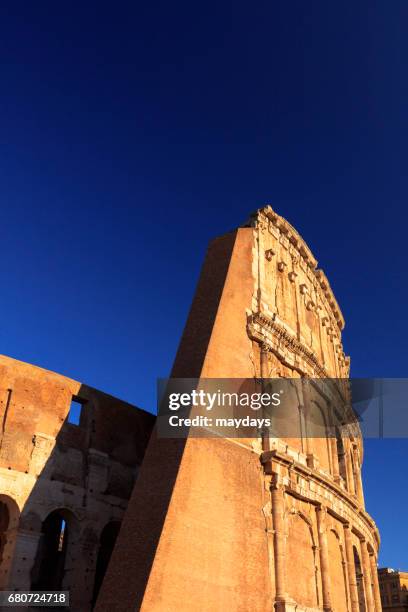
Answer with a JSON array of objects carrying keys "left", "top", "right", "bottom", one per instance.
[
  {"left": 247, "top": 310, "right": 361, "bottom": 440},
  {"left": 250, "top": 206, "right": 318, "bottom": 269},
  {"left": 249, "top": 310, "right": 329, "bottom": 378},
  {"left": 261, "top": 449, "right": 380, "bottom": 549},
  {"left": 314, "top": 269, "right": 345, "bottom": 331},
  {"left": 248, "top": 206, "right": 345, "bottom": 331}
]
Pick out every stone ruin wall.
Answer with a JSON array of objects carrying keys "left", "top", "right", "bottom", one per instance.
[
  {"left": 248, "top": 207, "right": 380, "bottom": 611},
  {"left": 95, "top": 206, "right": 381, "bottom": 612},
  {"left": 0, "top": 354, "right": 154, "bottom": 611},
  {"left": 248, "top": 205, "right": 348, "bottom": 379}
]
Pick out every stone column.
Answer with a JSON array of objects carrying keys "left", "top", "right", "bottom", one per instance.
[
  {"left": 352, "top": 448, "right": 365, "bottom": 507},
  {"left": 361, "top": 540, "right": 374, "bottom": 612},
  {"left": 329, "top": 437, "right": 340, "bottom": 479},
  {"left": 297, "top": 403, "right": 308, "bottom": 457},
  {"left": 327, "top": 400, "right": 340, "bottom": 480},
  {"left": 369, "top": 551, "right": 382, "bottom": 612},
  {"left": 271, "top": 479, "right": 286, "bottom": 607},
  {"left": 0, "top": 525, "right": 19, "bottom": 589},
  {"left": 316, "top": 506, "right": 332, "bottom": 612},
  {"left": 61, "top": 519, "right": 94, "bottom": 612},
  {"left": 343, "top": 523, "right": 359, "bottom": 612},
  {"left": 301, "top": 379, "right": 313, "bottom": 464},
  {"left": 69, "top": 523, "right": 100, "bottom": 612},
  {"left": 261, "top": 343, "right": 272, "bottom": 453},
  {"left": 8, "top": 529, "right": 42, "bottom": 590},
  {"left": 345, "top": 441, "right": 355, "bottom": 496}
]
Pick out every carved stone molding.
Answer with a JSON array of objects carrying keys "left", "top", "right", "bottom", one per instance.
[
  {"left": 250, "top": 206, "right": 345, "bottom": 330},
  {"left": 261, "top": 449, "right": 380, "bottom": 550},
  {"left": 248, "top": 311, "right": 330, "bottom": 380}
]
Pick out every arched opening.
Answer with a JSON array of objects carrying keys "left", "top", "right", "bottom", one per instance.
[
  {"left": 31, "top": 509, "right": 76, "bottom": 591},
  {"left": 353, "top": 545, "right": 366, "bottom": 612},
  {"left": 327, "top": 529, "right": 348, "bottom": 612},
  {"left": 92, "top": 521, "right": 121, "bottom": 606},
  {"left": 286, "top": 513, "right": 319, "bottom": 608},
  {"left": 0, "top": 494, "right": 20, "bottom": 589}
]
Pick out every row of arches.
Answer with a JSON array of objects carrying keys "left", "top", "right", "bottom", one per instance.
[
  {"left": 0, "top": 497, "right": 120, "bottom": 608},
  {"left": 280, "top": 396, "right": 364, "bottom": 499},
  {"left": 257, "top": 377, "right": 364, "bottom": 500},
  {"left": 284, "top": 509, "right": 377, "bottom": 611},
  {"left": 304, "top": 394, "right": 363, "bottom": 499}
]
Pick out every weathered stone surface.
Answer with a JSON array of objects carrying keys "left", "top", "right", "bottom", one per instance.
[
  {"left": 96, "top": 206, "right": 381, "bottom": 611},
  {"left": 0, "top": 355, "right": 154, "bottom": 610}
]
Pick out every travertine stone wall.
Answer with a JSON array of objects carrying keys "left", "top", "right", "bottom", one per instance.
[
  {"left": 249, "top": 207, "right": 348, "bottom": 380},
  {"left": 97, "top": 207, "right": 380, "bottom": 612},
  {"left": 252, "top": 207, "right": 379, "bottom": 611},
  {"left": 0, "top": 355, "right": 154, "bottom": 611}
]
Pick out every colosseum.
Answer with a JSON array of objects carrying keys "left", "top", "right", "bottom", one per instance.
[
  {"left": 0, "top": 355, "right": 154, "bottom": 609},
  {"left": 96, "top": 206, "right": 381, "bottom": 612},
  {"left": 0, "top": 206, "right": 381, "bottom": 612}
]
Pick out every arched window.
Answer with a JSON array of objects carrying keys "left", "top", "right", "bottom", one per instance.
[
  {"left": 31, "top": 509, "right": 77, "bottom": 591},
  {"left": 92, "top": 521, "right": 121, "bottom": 606}
]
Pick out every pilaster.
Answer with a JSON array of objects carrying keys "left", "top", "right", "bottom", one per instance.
[
  {"left": 270, "top": 477, "right": 286, "bottom": 605},
  {"left": 361, "top": 539, "right": 374, "bottom": 612},
  {"left": 343, "top": 523, "right": 359, "bottom": 612},
  {"left": 369, "top": 552, "right": 382, "bottom": 612},
  {"left": 316, "top": 505, "right": 332, "bottom": 612}
]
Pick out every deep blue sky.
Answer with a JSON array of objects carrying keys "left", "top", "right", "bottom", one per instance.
[{"left": 0, "top": 2, "right": 406, "bottom": 569}]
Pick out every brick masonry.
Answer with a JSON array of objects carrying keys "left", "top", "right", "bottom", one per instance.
[{"left": 96, "top": 207, "right": 381, "bottom": 611}]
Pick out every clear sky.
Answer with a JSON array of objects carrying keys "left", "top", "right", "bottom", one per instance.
[{"left": 0, "top": 2, "right": 406, "bottom": 569}]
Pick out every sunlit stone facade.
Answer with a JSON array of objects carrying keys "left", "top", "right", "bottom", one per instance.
[{"left": 102, "top": 207, "right": 381, "bottom": 611}]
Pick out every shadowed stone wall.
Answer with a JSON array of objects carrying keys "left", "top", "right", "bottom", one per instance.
[{"left": 0, "top": 354, "right": 154, "bottom": 611}]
